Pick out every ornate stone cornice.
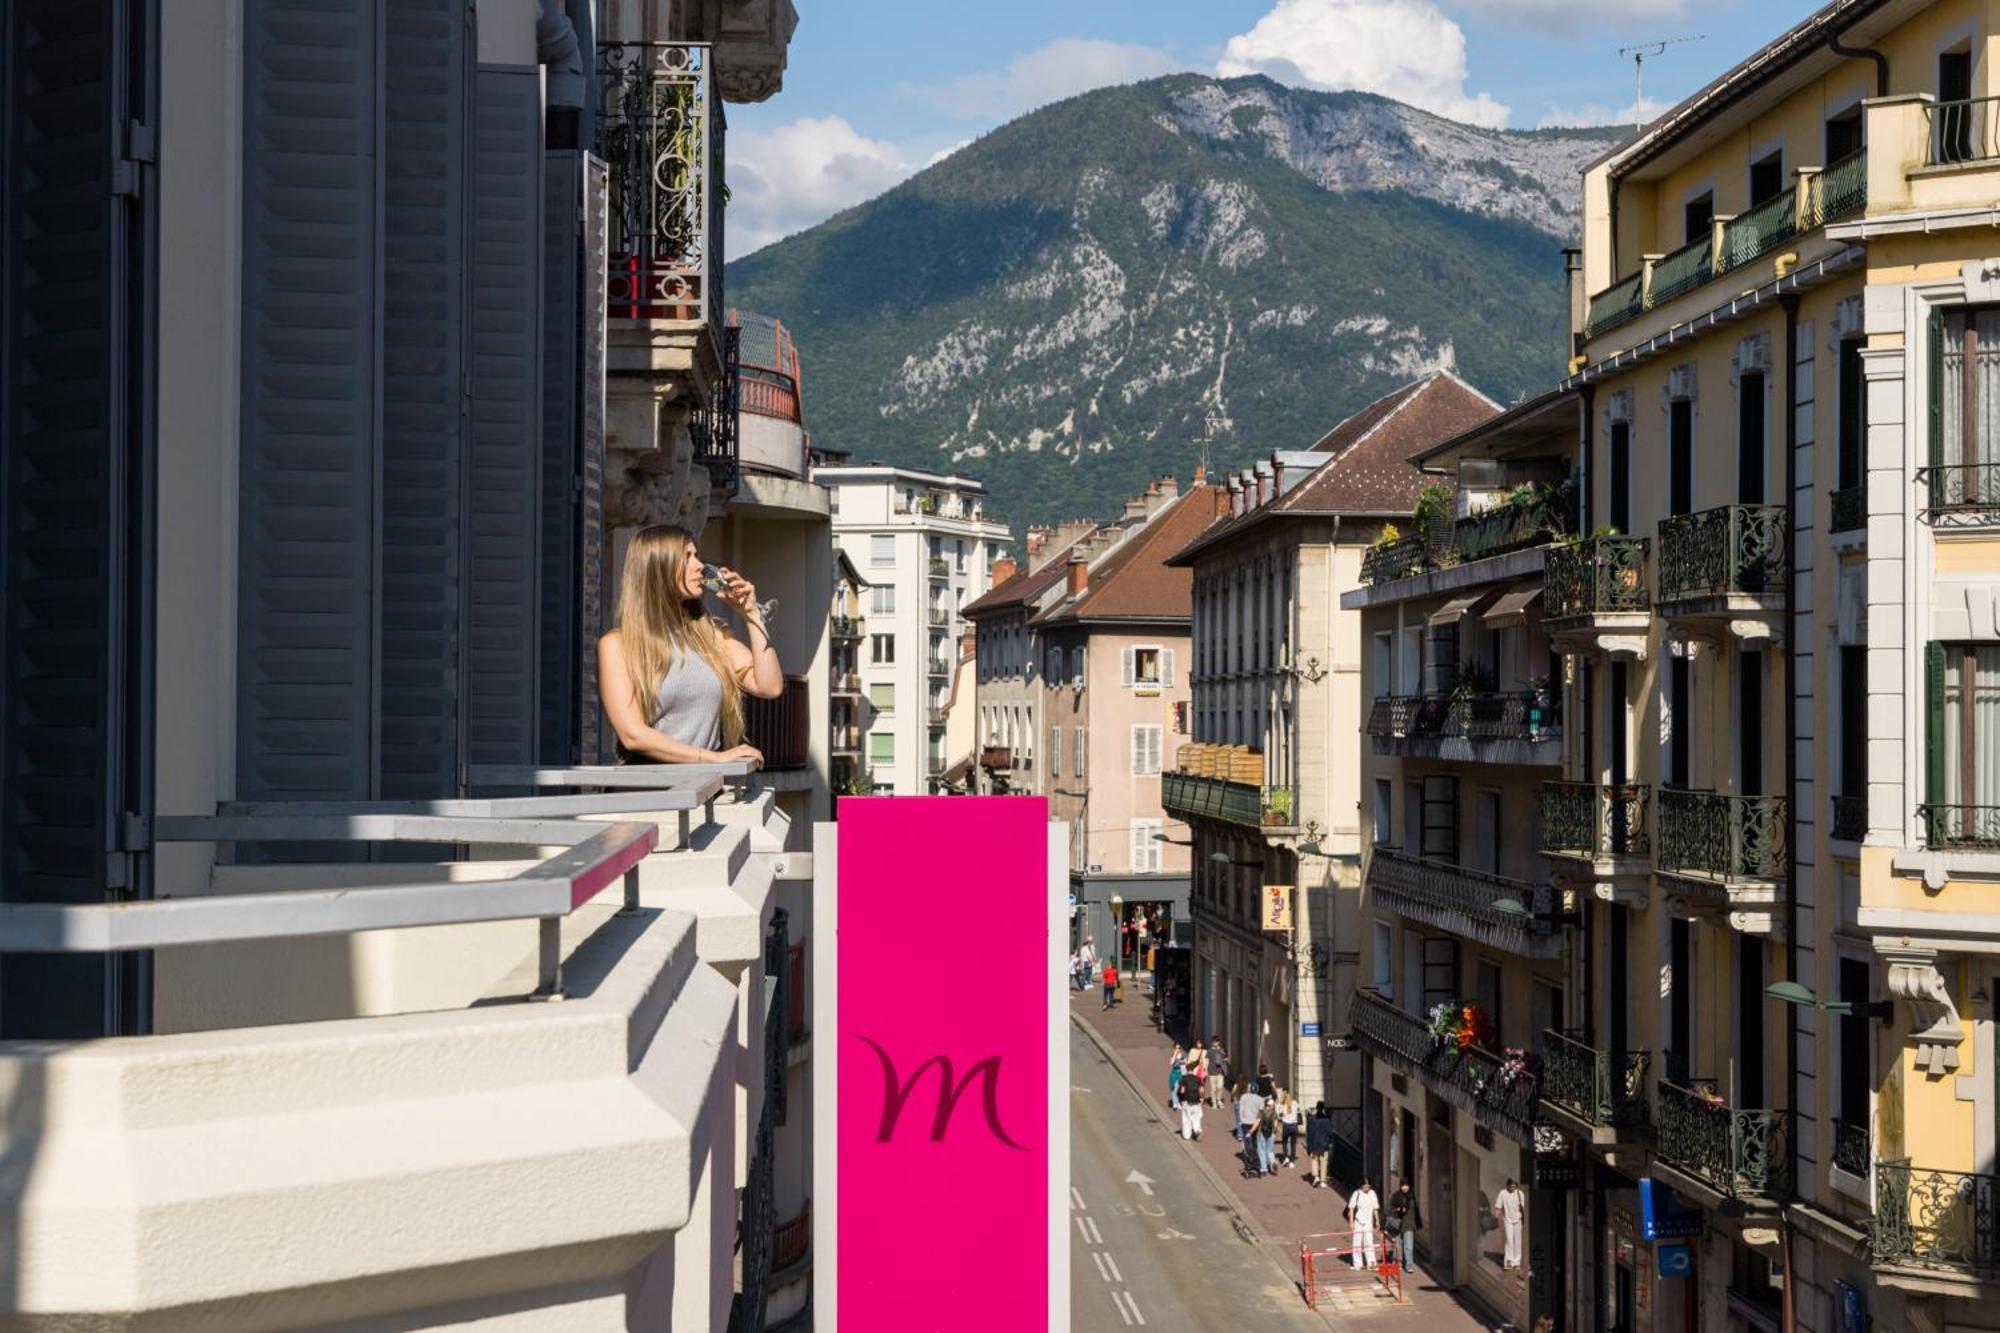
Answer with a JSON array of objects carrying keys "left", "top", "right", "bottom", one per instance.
[{"left": 1880, "top": 946, "right": 1963, "bottom": 1075}]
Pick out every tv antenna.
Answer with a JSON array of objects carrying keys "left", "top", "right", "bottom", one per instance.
[{"left": 1618, "top": 35, "right": 1704, "bottom": 131}]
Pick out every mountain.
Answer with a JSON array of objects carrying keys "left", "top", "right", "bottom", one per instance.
[{"left": 727, "top": 75, "right": 1625, "bottom": 529}]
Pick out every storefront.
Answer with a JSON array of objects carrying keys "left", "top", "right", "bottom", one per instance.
[{"left": 1073, "top": 871, "right": 1189, "bottom": 980}]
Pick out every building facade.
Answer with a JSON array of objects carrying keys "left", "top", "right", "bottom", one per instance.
[{"left": 819, "top": 467, "right": 1009, "bottom": 794}]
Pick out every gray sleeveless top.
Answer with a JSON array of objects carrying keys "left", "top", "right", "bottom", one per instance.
[{"left": 651, "top": 651, "right": 725, "bottom": 750}]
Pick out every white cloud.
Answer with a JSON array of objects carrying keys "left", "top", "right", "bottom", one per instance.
[
  {"left": 1217, "top": 0, "right": 1509, "bottom": 128},
  {"left": 904, "top": 37, "right": 1188, "bottom": 121},
  {"left": 926, "top": 139, "right": 974, "bottom": 167},
  {"left": 727, "top": 115, "right": 916, "bottom": 258},
  {"left": 1536, "top": 96, "right": 1671, "bottom": 130},
  {"left": 1448, "top": 0, "right": 1715, "bottom": 30}
]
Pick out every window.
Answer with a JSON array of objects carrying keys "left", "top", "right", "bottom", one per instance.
[
  {"left": 1130, "top": 724, "right": 1163, "bottom": 776},
  {"left": 1608, "top": 419, "right": 1631, "bottom": 533},
  {"left": 1738, "top": 370, "right": 1766, "bottom": 504},
  {"left": 868, "top": 683, "right": 895, "bottom": 712},
  {"left": 869, "top": 732, "right": 896, "bottom": 765},
  {"left": 1929, "top": 643, "right": 2000, "bottom": 828},
  {"left": 1837, "top": 336, "right": 1865, "bottom": 496},
  {"left": 871, "top": 634, "right": 895, "bottom": 665},
  {"left": 1669, "top": 398, "right": 1694, "bottom": 515},
  {"left": 1825, "top": 105, "right": 1863, "bottom": 162},
  {"left": 1050, "top": 727, "right": 1062, "bottom": 778},
  {"left": 1474, "top": 958, "right": 1503, "bottom": 1037},
  {"left": 1047, "top": 646, "right": 1062, "bottom": 680},
  {"left": 1373, "top": 779, "right": 1393, "bottom": 847},
  {"left": 1938, "top": 48, "right": 1973, "bottom": 163},
  {"left": 1933, "top": 310, "right": 2000, "bottom": 502},
  {"left": 1072, "top": 647, "right": 1086, "bottom": 683},
  {"left": 955, "top": 540, "right": 967, "bottom": 572},
  {"left": 1371, "top": 633, "right": 1392, "bottom": 700},
  {"left": 871, "top": 584, "right": 896, "bottom": 614},
  {"left": 1839, "top": 645, "right": 1866, "bottom": 802},
  {"left": 1124, "top": 645, "right": 1173, "bottom": 687},
  {"left": 1076, "top": 726, "right": 1087, "bottom": 776},
  {"left": 1836, "top": 956, "right": 1871, "bottom": 1137},
  {"left": 1132, "top": 819, "right": 1163, "bottom": 873},
  {"left": 1748, "top": 149, "right": 1784, "bottom": 207},
  {"left": 1372, "top": 919, "right": 1393, "bottom": 997},
  {"left": 870, "top": 534, "right": 894, "bottom": 568},
  {"left": 1683, "top": 191, "right": 1714, "bottom": 245}
]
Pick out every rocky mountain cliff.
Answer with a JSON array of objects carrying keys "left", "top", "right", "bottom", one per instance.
[{"left": 728, "top": 75, "right": 1623, "bottom": 528}]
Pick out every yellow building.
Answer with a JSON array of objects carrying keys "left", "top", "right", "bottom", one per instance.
[{"left": 1352, "top": 2, "right": 2000, "bottom": 1328}]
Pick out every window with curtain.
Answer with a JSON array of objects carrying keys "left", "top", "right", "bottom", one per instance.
[
  {"left": 869, "top": 732, "right": 895, "bottom": 764},
  {"left": 1935, "top": 643, "right": 2000, "bottom": 813},
  {"left": 1935, "top": 309, "right": 2000, "bottom": 506}
]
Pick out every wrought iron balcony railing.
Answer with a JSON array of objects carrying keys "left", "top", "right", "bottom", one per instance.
[
  {"left": 1367, "top": 692, "right": 1559, "bottom": 747},
  {"left": 1804, "top": 148, "right": 1868, "bottom": 228},
  {"left": 1543, "top": 535, "right": 1650, "bottom": 623},
  {"left": 1540, "top": 1031, "right": 1649, "bottom": 1130},
  {"left": 598, "top": 42, "right": 724, "bottom": 336},
  {"left": 1586, "top": 272, "right": 1646, "bottom": 338},
  {"left": 1366, "top": 847, "right": 1560, "bottom": 952},
  {"left": 1362, "top": 533, "right": 1430, "bottom": 584},
  {"left": 830, "top": 615, "right": 862, "bottom": 641},
  {"left": 928, "top": 556, "right": 950, "bottom": 578},
  {"left": 1349, "top": 989, "right": 1542, "bottom": 1140},
  {"left": 742, "top": 675, "right": 810, "bottom": 771},
  {"left": 1918, "top": 803, "right": 2000, "bottom": 850},
  {"left": 1657, "top": 504, "right": 1787, "bottom": 604},
  {"left": 1830, "top": 485, "right": 1865, "bottom": 533},
  {"left": 1831, "top": 794, "right": 1867, "bottom": 843},
  {"left": 1655, "top": 1078, "right": 1790, "bottom": 1201},
  {"left": 1721, "top": 188, "right": 1799, "bottom": 271},
  {"left": 1919, "top": 463, "right": 2000, "bottom": 520},
  {"left": 1927, "top": 95, "right": 2000, "bottom": 167},
  {"left": 1656, "top": 789, "right": 1787, "bottom": 881},
  {"left": 1872, "top": 1161, "right": 1999, "bottom": 1276},
  {"left": 1452, "top": 486, "right": 1574, "bottom": 562},
  {"left": 1831, "top": 1117, "right": 1871, "bottom": 1179},
  {"left": 1541, "top": 781, "right": 1651, "bottom": 859},
  {"left": 1648, "top": 235, "right": 1713, "bottom": 306}
]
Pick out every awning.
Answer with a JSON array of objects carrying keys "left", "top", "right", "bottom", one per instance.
[
  {"left": 1428, "top": 591, "right": 1491, "bottom": 625},
  {"left": 1483, "top": 585, "right": 1543, "bottom": 628}
]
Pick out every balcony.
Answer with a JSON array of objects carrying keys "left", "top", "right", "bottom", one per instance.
[
  {"left": 1919, "top": 462, "right": 2000, "bottom": 525},
  {"left": 1831, "top": 484, "right": 1866, "bottom": 535},
  {"left": 1653, "top": 1077, "right": 1790, "bottom": 1208},
  {"left": 926, "top": 657, "right": 951, "bottom": 678},
  {"left": 928, "top": 556, "right": 949, "bottom": 579},
  {"left": 927, "top": 705, "right": 947, "bottom": 727},
  {"left": 1366, "top": 690, "right": 1560, "bottom": 765},
  {"left": 1831, "top": 793, "right": 1866, "bottom": 844},
  {"left": 1585, "top": 271, "right": 1645, "bottom": 339},
  {"left": 830, "top": 724, "right": 860, "bottom": 755},
  {"left": 1538, "top": 1030, "right": 1649, "bottom": 1146},
  {"left": 1543, "top": 535, "right": 1650, "bottom": 659},
  {"left": 1361, "top": 533, "right": 1429, "bottom": 584},
  {"left": 830, "top": 615, "right": 862, "bottom": 642},
  {"left": 1656, "top": 504, "right": 1786, "bottom": 641},
  {"left": 1654, "top": 789, "right": 1785, "bottom": 931},
  {"left": 1918, "top": 804, "right": 2000, "bottom": 850},
  {"left": 1871, "top": 1162, "right": 2000, "bottom": 1285},
  {"left": 928, "top": 607, "right": 950, "bottom": 627},
  {"left": 1646, "top": 234, "right": 1712, "bottom": 307},
  {"left": 1349, "top": 989, "right": 1542, "bottom": 1144},
  {"left": 1540, "top": 781, "right": 1651, "bottom": 900},
  {"left": 979, "top": 746, "right": 1012, "bottom": 770},
  {"left": 743, "top": 675, "right": 809, "bottom": 771},
  {"left": 1831, "top": 1117, "right": 1871, "bottom": 1182},
  {"left": 830, "top": 671, "right": 860, "bottom": 696},
  {"left": 773, "top": 1200, "right": 813, "bottom": 1276},
  {"left": 1720, "top": 188, "right": 1798, "bottom": 270},
  {"left": 1162, "top": 770, "right": 1298, "bottom": 834},
  {"left": 1361, "top": 482, "right": 1573, "bottom": 585},
  {"left": 1365, "top": 847, "right": 1563, "bottom": 959}
]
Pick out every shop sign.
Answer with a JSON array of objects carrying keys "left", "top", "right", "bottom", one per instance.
[
  {"left": 1324, "top": 1034, "right": 1354, "bottom": 1050},
  {"left": 1262, "top": 884, "right": 1294, "bottom": 932},
  {"left": 1657, "top": 1243, "right": 1693, "bottom": 1279},
  {"left": 1531, "top": 1154, "right": 1580, "bottom": 1189},
  {"left": 1639, "top": 1177, "right": 1704, "bottom": 1239},
  {"left": 1833, "top": 1278, "right": 1866, "bottom": 1333},
  {"left": 1300, "top": 1021, "right": 1320, "bottom": 1036}
]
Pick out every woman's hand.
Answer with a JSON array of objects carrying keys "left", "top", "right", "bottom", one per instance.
[
  {"left": 716, "top": 566, "right": 761, "bottom": 622},
  {"left": 713, "top": 742, "right": 764, "bottom": 766}
]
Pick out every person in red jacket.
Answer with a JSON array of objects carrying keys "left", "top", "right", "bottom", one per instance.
[{"left": 1101, "top": 960, "right": 1119, "bottom": 1010}]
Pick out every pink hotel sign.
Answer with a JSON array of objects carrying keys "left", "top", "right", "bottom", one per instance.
[{"left": 813, "top": 798, "right": 1069, "bottom": 1331}]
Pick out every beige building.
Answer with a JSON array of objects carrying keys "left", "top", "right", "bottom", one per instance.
[{"left": 1171, "top": 373, "right": 1497, "bottom": 1118}]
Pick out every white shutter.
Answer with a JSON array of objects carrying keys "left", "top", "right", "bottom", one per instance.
[
  {"left": 1161, "top": 648, "right": 1175, "bottom": 687},
  {"left": 1130, "top": 725, "right": 1144, "bottom": 775},
  {"left": 1050, "top": 727, "right": 1061, "bottom": 777},
  {"left": 1150, "top": 727, "right": 1164, "bottom": 775},
  {"left": 1121, "top": 647, "right": 1135, "bottom": 686},
  {"left": 1131, "top": 821, "right": 1146, "bottom": 872},
  {"left": 1077, "top": 726, "right": 1087, "bottom": 775}
]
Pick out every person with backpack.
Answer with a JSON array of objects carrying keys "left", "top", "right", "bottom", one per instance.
[
  {"left": 1251, "top": 1093, "right": 1278, "bottom": 1176},
  {"left": 1177, "top": 1066, "right": 1205, "bottom": 1140},
  {"left": 1304, "top": 1102, "right": 1334, "bottom": 1188},
  {"left": 1384, "top": 1176, "right": 1422, "bottom": 1272}
]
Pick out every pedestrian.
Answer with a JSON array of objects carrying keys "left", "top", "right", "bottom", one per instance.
[
  {"left": 1385, "top": 1175, "right": 1422, "bottom": 1272},
  {"left": 1177, "top": 1067, "right": 1205, "bottom": 1140},
  {"left": 1253, "top": 1094, "right": 1278, "bottom": 1176},
  {"left": 1304, "top": 1102, "right": 1333, "bottom": 1188},
  {"left": 1068, "top": 948, "right": 1082, "bottom": 992},
  {"left": 1167, "top": 1044, "right": 1185, "bottom": 1109},
  {"left": 1185, "top": 1042, "right": 1207, "bottom": 1104},
  {"left": 1346, "top": 1177, "right": 1381, "bottom": 1270},
  {"left": 1255, "top": 1064, "right": 1275, "bottom": 1099},
  {"left": 1207, "top": 1038, "right": 1230, "bottom": 1109},
  {"left": 1495, "top": 1178, "right": 1527, "bottom": 1270},
  {"left": 1277, "top": 1089, "right": 1301, "bottom": 1167},
  {"left": 1077, "top": 936, "right": 1097, "bottom": 992},
  {"left": 1101, "top": 959, "right": 1119, "bottom": 1010},
  {"left": 1234, "top": 1080, "right": 1262, "bottom": 1151}
]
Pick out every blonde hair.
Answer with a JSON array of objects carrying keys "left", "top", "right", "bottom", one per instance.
[{"left": 616, "top": 525, "right": 745, "bottom": 746}]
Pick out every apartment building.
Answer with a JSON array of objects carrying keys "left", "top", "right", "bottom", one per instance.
[
  {"left": 1172, "top": 373, "right": 1497, "bottom": 1119},
  {"left": 1035, "top": 480, "right": 1214, "bottom": 978},
  {"left": 1344, "top": 4, "right": 2000, "bottom": 1329},
  {"left": 0, "top": 1, "right": 806, "bottom": 1326},
  {"left": 831, "top": 549, "right": 868, "bottom": 795},
  {"left": 820, "top": 467, "right": 1009, "bottom": 792}
]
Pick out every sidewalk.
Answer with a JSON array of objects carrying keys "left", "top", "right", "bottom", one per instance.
[{"left": 1071, "top": 983, "right": 1504, "bottom": 1329}]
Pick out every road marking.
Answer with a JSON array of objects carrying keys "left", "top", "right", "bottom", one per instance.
[
  {"left": 1124, "top": 1169, "right": 1155, "bottom": 1197},
  {"left": 1111, "top": 1290, "right": 1147, "bottom": 1326},
  {"left": 1156, "top": 1226, "right": 1196, "bottom": 1241},
  {"left": 1101, "top": 1252, "right": 1123, "bottom": 1283},
  {"left": 1075, "top": 1214, "right": 1103, "bottom": 1245},
  {"left": 1070, "top": 1186, "right": 1085, "bottom": 1211},
  {"left": 1091, "top": 1251, "right": 1114, "bottom": 1283},
  {"left": 1110, "top": 1290, "right": 1134, "bottom": 1327},
  {"left": 1071, "top": 1084, "right": 1092, "bottom": 1092}
]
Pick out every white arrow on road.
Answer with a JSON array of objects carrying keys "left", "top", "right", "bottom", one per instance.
[{"left": 1124, "top": 1169, "right": 1155, "bottom": 1197}]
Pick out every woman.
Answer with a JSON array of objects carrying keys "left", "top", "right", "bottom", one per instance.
[
  {"left": 1167, "top": 1045, "right": 1185, "bottom": 1110},
  {"left": 1304, "top": 1102, "right": 1333, "bottom": 1188},
  {"left": 1276, "top": 1089, "right": 1301, "bottom": 1167},
  {"left": 598, "top": 526, "right": 782, "bottom": 764}
]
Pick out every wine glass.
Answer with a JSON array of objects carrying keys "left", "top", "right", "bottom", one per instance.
[{"left": 702, "top": 563, "right": 777, "bottom": 622}]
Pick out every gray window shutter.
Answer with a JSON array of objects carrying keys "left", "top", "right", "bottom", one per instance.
[
  {"left": 577, "top": 156, "right": 611, "bottom": 762},
  {"left": 539, "top": 150, "right": 582, "bottom": 764},
  {"left": 379, "top": 0, "right": 472, "bottom": 800},
  {"left": 238, "top": 0, "right": 382, "bottom": 803},
  {"left": 466, "top": 65, "right": 544, "bottom": 767},
  {"left": 2, "top": 0, "right": 159, "bottom": 1036}
]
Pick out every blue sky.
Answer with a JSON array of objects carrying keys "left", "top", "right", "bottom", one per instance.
[{"left": 725, "top": 0, "right": 1827, "bottom": 258}]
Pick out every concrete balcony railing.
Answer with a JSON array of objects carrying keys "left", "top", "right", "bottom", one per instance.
[
  {"left": 1654, "top": 1077, "right": 1790, "bottom": 1207},
  {"left": 1539, "top": 1030, "right": 1650, "bottom": 1144},
  {"left": 1348, "top": 989, "right": 1542, "bottom": 1144},
  {"left": 1365, "top": 846, "right": 1563, "bottom": 959},
  {"left": 1871, "top": 1162, "right": 2000, "bottom": 1281}
]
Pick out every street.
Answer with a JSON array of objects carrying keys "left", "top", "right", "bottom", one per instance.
[{"left": 1068, "top": 1022, "right": 1336, "bottom": 1332}]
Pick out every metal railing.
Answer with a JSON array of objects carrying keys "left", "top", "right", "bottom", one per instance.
[
  {"left": 786, "top": 941, "right": 808, "bottom": 1047},
  {"left": 1541, "top": 780, "right": 1651, "bottom": 858},
  {"left": 1830, "top": 485, "right": 1865, "bottom": 533},
  {"left": 1366, "top": 846, "right": 1558, "bottom": 942},
  {"left": 1348, "top": 989, "right": 1542, "bottom": 1139},
  {"left": 1657, "top": 504, "right": 1787, "bottom": 603},
  {"left": 1656, "top": 789, "right": 1787, "bottom": 880},
  {"left": 1831, "top": 1117, "right": 1871, "bottom": 1179},
  {"left": 1655, "top": 1078, "right": 1790, "bottom": 1200},
  {"left": 1805, "top": 148, "right": 1868, "bottom": 228},
  {"left": 1452, "top": 486, "right": 1574, "bottom": 562},
  {"left": 1162, "top": 771, "right": 1292, "bottom": 830},
  {"left": 730, "top": 906, "right": 790, "bottom": 1333},
  {"left": 829, "top": 724, "right": 860, "bottom": 753},
  {"left": 1919, "top": 462, "right": 2000, "bottom": 517},
  {"left": 773, "top": 1200, "right": 812, "bottom": 1274},
  {"left": 1871, "top": 1162, "right": 1999, "bottom": 1276},
  {"left": 1918, "top": 803, "right": 2000, "bottom": 849},
  {"left": 1586, "top": 272, "right": 1646, "bottom": 338},
  {"left": 1927, "top": 95, "right": 2000, "bottom": 167},
  {"left": 1544, "top": 535, "right": 1650, "bottom": 622},
  {"left": 928, "top": 607, "right": 950, "bottom": 626},
  {"left": 830, "top": 615, "right": 862, "bottom": 641},
  {"left": 1721, "top": 187, "right": 1798, "bottom": 270},
  {"left": 927, "top": 706, "right": 947, "bottom": 726},
  {"left": 743, "top": 675, "right": 810, "bottom": 771},
  {"left": 1367, "top": 692, "right": 1558, "bottom": 746},
  {"left": 928, "top": 556, "right": 950, "bottom": 578},
  {"left": 926, "top": 658, "right": 951, "bottom": 677},
  {"left": 831, "top": 671, "right": 860, "bottom": 694},
  {"left": 1361, "top": 533, "right": 1429, "bottom": 584},
  {"left": 1648, "top": 235, "right": 1714, "bottom": 306},
  {"left": 1831, "top": 794, "right": 1867, "bottom": 842},
  {"left": 1540, "top": 1030, "right": 1649, "bottom": 1130},
  {"left": 598, "top": 42, "right": 724, "bottom": 336}
]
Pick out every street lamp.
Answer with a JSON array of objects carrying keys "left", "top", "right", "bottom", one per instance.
[
  {"left": 1765, "top": 979, "right": 1894, "bottom": 1019},
  {"left": 1152, "top": 832, "right": 1195, "bottom": 846},
  {"left": 1492, "top": 895, "right": 1584, "bottom": 927},
  {"left": 1208, "top": 851, "right": 1263, "bottom": 869}
]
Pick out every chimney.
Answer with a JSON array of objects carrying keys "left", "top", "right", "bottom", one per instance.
[
  {"left": 1255, "top": 460, "right": 1275, "bottom": 507},
  {"left": 961, "top": 629, "right": 976, "bottom": 659},
  {"left": 1228, "top": 476, "right": 1245, "bottom": 517},
  {"left": 1066, "top": 554, "right": 1087, "bottom": 598},
  {"left": 1123, "top": 488, "right": 1148, "bottom": 520},
  {"left": 1026, "top": 526, "right": 1048, "bottom": 557},
  {"left": 1194, "top": 462, "right": 1207, "bottom": 485},
  {"left": 1212, "top": 483, "right": 1231, "bottom": 518},
  {"left": 990, "top": 555, "right": 1017, "bottom": 585}
]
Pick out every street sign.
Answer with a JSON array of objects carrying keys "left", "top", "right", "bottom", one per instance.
[
  {"left": 1067, "top": 893, "right": 1077, "bottom": 908},
  {"left": 1300, "top": 1021, "right": 1321, "bottom": 1036},
  {"left": 1323, "top": 1034, "right": 1354, "bottom": 1050},
  {"left": 1657, "top": 1243, "right": 1693, "bottom": 1279}
]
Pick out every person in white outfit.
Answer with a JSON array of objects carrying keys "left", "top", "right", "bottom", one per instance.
[
  {"left": 1177, "top": 1070, "right": 1204, "bottom": 1140},
  {"left": 1346, "top": 1177, "right": 1381, "bottom": 1270},
  {"left": 1495, "top": 1178, "right": 1527, "bottom": 1270}
]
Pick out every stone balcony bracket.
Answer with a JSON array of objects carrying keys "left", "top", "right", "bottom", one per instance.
[{"left": 1881, "top": 946, "right": 1964, "bottom": 1075}]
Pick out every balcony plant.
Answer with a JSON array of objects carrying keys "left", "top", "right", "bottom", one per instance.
[
  {"left": 1496, "top": 1046, "right": 1539, "bottom": 1089},
  {"left": 1369, "top": 522, "right": 1403, "bottom": 550},
  {"left": 1261, "top": 787, "right": 1295, "bottom": 826}
]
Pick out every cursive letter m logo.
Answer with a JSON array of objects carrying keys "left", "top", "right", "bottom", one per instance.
[{"left": 855, "top": 1035, "right": 1029, "bottom": 1151}]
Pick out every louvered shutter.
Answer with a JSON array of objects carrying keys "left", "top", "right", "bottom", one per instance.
[
  {"left": 378, "top": 0, "right": 471, "bottom": 801},
  {"left": 1121, "top": 647, "right": 1135, "bottom": 686},
  {"left": 1927, "top": 641, "right": 1947, "bottom": 807},
  {"left": 1130, "top": 726, "right": 1144, "bottom": 776},
  {"left": 538, "top": 149, "right": 597, "bottom": 764},
  {"left": 237, "top": 0, "right": 383, "bottom": 803},
  {"left": 465, "top": 65, "right": 545, "bottom": 768},
  {"left": 2, "top": 0, "right": 158, "bottom": 1036},
  {"left": 577, "top": 156, "right": 610, "bottom": 762},
  {"left": 1161, "top": 648, "right": 1175, "bottom": 687}
]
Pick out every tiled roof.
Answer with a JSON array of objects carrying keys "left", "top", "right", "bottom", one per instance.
[
  {"left": 1033, "top": 485, "right": 1224, "bottom": 625},
  {"left": 1165, "top": 372, "right": 1501, "bottom": 565},
  {"left": 961, "top": 528, "right": 1099, "bottom": 617}
]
